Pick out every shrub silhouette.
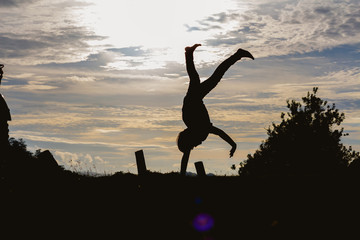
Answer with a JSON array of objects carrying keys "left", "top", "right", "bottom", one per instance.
[
  {"left": 8, "top": 137, "right": 33, "bottom": 157},
  {"left": 1, "top": 138, "right": 64, "bottom": 179},
  {"left": 239, "top": 87, "right": 359, "bottom": 176}
]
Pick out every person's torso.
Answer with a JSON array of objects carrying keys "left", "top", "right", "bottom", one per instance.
[{"left": 182, "top": 91, "right": 211, "bottom": 129}]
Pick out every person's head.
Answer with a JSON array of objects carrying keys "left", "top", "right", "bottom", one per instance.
[{"left": 177, "top": 128, "right": 209, "bottom": 153}]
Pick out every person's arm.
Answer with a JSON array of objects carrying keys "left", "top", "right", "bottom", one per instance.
[
  {"left": 180, "top": 150, "right": 191, "bottom": 175},
  {"left": 210, "top": 126, "right": 237, "bottom": 157}
]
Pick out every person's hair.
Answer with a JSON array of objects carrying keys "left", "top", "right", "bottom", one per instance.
[
  {"left": 177, "top": 128, "right": 209, "bottom": 153},
  {"left": 177, "top": 129, "right": 193, "bottom": 153}
]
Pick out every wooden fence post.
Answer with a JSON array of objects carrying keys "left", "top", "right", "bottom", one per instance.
[
  {"left": 195, "top": 161, "right": 206, "bottom": 177},
  {"left": 135, "top": 150, "right": 147, "bottom": 175}
]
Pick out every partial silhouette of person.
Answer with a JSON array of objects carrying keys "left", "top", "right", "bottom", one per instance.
[
  {"left": 0, "top": 64, "right": 11, "bottom": 151},
  {"left": 177, "top": 44, "right": 254, "bottom": 175},
  {"left": 0, "top": 64, "right": 4, "bottom": 85}
]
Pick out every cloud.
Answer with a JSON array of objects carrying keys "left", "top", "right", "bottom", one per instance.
[
  {"left": 54, "top": 150, "right": 107, "bottom": 172},
  {"left": 0, "top": 2, "right": 106, "bottom": 64},
  {"left": 38, "top": 51, "right": 114, "bottom": 70},
  {"left": 184, "top": 25, "right": 203, "bottom": 32},
  {"left": 0, "top": 0, "right": 39, "bottom": 7},
  {"left": 193, "top": 0, "right": 360, "bottom": 57},
  {"left": 55, "top": 151, "right": 79, "bottom": 162},
  {"left": 0, "top": 0, "right": 16, "bottom": 6},
  {"left": 107, "top": 46, "right": 151, "bottom": 57},
  {"left": 66, "top": 76, "right": 96, "bottom": 82},
  {"left": 185, "top": 12, "right": 240, "bottom": 32},
  {"left": 0, "top": 35, "right": 49, "bottom": 58}
]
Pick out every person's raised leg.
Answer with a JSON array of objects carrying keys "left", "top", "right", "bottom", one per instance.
[
  {"left": 185, "top": 44, "right": 201, "bottom": 53},
  {"left": 199, "top": 48, "right": 254, "bottom": 98},
  {"left": 185, "top": 44, "right": 202, "bottom": 88}
]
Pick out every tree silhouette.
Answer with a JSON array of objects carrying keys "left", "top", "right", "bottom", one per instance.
[{"left": 239, "top": 87, "right": 359, "bottom": 176}]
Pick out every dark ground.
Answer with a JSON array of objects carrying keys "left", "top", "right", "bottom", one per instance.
[{"left": 2, "top": 169, "right": 360, "bottom": 239}]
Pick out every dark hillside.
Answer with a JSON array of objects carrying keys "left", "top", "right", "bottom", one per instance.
[{"left": 3, "top": 166, "right": 360, "bottom": 239}]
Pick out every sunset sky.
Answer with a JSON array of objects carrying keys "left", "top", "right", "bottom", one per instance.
[{"left": 1, "top": 0, "right": 359, "bottom": 175}]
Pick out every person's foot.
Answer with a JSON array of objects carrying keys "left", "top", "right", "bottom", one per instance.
[
  {"left": 235, "top": 48, "right": 254, "bottom": 60},
  {"left": 185, "top": 44, "right": 201, "bottom": 53}
]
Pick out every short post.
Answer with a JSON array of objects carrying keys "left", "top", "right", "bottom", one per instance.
[
  {"left": 195, "top": 161, "right": 206, "bottom": 177},
  {"left": 135, "top": 150, "right": 147, "bottom": 175}
]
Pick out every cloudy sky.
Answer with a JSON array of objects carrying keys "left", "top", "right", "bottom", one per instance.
[{"left": 1, "top": 0, "right": 359, "bottom": 175}]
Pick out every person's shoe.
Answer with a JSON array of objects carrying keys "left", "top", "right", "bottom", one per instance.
[{"left": 235, "top": 48, "right": 254, "bottom": 60}]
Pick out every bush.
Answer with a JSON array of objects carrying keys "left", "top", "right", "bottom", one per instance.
[{"left": 239, "top": 88, "right": 359, "bottom": 176}]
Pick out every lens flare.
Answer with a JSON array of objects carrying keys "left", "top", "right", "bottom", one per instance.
[
  {"left": 194, "top": 197, "right": 202, "bottom": 205},
  {"left": 192, "top": 213, "right": 214, "bottom": 232}
]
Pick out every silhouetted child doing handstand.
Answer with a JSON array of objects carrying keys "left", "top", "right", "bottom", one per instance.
[{"left": 177, "top": 44, "right": 254, "bottom": 175}]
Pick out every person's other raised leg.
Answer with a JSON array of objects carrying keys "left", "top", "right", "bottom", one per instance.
[{"left": 200, "top": 48, "right": 254, "bottom": 98}]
